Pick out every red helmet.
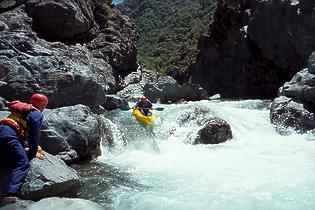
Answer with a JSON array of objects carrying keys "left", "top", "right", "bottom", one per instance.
[
  {"left": 30, "top": 93, "right": 48, "bottom": 111},
  {"left": 140, "top": 96, "right": 147, "bottom": 101}
]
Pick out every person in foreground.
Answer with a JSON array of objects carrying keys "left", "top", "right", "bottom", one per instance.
[
  {"left": 0, "top": 93, "right": 48, "bottom": 204},
  {"left": 133, "top": 96, "right": 153, "bottom": 116}
]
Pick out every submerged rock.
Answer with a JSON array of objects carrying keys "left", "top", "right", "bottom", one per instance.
[{"left": 0, "top": 197, "right": 103, "bottom": 210}]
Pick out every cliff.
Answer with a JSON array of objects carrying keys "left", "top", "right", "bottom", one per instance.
[
  {"left": 0, "top": 0, "right": 138, "bottom": 108},
  {"left": 190, "top": 0, "right": 315, "bottom": 99}
]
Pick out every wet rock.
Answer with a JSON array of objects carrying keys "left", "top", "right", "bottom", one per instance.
[
  {"left": 40, "top": 105, "right": 104, "bottom": 163},
  {"left": 270, "top": 96, "right": 315, "bottom": 134},
  {"left": 0, "top": 0, "right": 27, "bottom": 13},
  {"left": 102, "top": 94, "right": 127, "bottom": 111},
  {"left": 271, "top": 52, "right": 315, "bottom": 133},
  {"left": 20, "top": 153, "right": 81, "bottom": 200},
  {"left": 194, "top": 117, "right": 232, "bottom": 145},
  {"left": 0, "top": 153, "right": 81, "bottom": 201}
]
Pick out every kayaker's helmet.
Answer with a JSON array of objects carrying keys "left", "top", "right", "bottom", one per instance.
[
  {"left": 30, "top": 93, "right": 48, "bottom": 111},
  {"left": 140, "top": 96, "right": 147, "bottom": 103}
]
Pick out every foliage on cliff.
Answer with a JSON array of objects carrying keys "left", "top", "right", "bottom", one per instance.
[{"left": 119, "top": 0, "right": 215, "bottom": 79}]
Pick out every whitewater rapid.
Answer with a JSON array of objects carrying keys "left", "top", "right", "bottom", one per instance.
[{"left": 78, "top": 100, "right": 315, "bottom": 210}]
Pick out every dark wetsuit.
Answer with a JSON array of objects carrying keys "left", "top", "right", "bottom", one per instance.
[{"left": 133, "top": 100, "right": 153, "bottom": 116}]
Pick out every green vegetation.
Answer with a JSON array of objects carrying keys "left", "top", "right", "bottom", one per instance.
[
  {"left": 94, "top": 0, "right": 112, "bottom": 14},
  {"left": 130, "top": 0, "right": 216, "bottom": 77}
]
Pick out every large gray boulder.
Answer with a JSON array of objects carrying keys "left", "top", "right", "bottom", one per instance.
[
  {"left": 40, "top": 105, "right": 104, "bottom": 163},
  {"left": 0, "top": 153, "right": 81, "bottom": 201},
  {"left": 21, "top": 154, "right": 81, "bottom": 200},
  {"left": 270, "top": 52, "right": 315, "bottom": 133}
]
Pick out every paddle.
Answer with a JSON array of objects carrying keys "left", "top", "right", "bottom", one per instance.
[{"left": 119, "top": 105, "right": 164, "bottom": 111}]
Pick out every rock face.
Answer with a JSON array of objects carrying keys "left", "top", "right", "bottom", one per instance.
[
  {"left": 0, "top": 153, "right": 81, "bottom": 200},
  {"left": 270, "top": 52, "right": 315, "bottom": 133},
  {"left": 25, "top": 0, "right": 98, "bottom": 41},
  {"left": 190, "top": 0, "right": 315, "bottom": 99},
  {"left": 143, "top": 76, "right": 209, "bottom": 103},
  {"left": 0, "top": 1, "right": 138, "bottom": 109},
  {"left": 40, "top": 105, "right": 104, "bottom": 163}
]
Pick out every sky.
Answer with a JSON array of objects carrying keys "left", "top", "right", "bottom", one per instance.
[{"left": 112, "top": 0, "right": 123, "bottom": 4}]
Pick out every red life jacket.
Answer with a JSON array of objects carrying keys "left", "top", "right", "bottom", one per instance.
[{"left": 0, "top": 101, "right": 37, "bottom": 140}]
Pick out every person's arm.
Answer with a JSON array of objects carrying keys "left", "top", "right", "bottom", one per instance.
[
  {"left": 132, "top": 101, "right": 140, "bottom": 109},
  {"left": 26, "top": 111, "right": 43, "bottom": 160},
  {"left": 147, "top": 100, "right": 153, "bottom": 109}
]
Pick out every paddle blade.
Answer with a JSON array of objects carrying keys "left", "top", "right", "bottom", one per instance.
[
  {"left": 119, "top": 104, "right": 131, "bottom": 111},
  {"left": 155, "top": 107, "right": 164, "bottom": 111}
]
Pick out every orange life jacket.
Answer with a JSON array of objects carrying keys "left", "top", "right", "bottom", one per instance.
[{"left": 0, "top": 101, "right": 37, "bottom": 140}]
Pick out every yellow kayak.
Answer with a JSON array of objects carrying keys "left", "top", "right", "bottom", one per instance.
[{"left": 132, "top": 108, "right": 157, "bottom": 125}]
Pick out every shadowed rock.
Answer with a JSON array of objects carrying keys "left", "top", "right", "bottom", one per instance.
[
  {"left": 270, "top": 52, "right": 315, "bottom": 133},
  {"left": 194, "top": 117, "right": 232, "bottom": 145},
  {"left": 190, "top": 0, "right": 315, "bottom": 99},
  {"left": 143, "top": 76, "right": 208, "bottom": 103}
]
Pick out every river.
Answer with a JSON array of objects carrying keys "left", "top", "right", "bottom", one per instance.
[{"left": 76, "top": 100, "right": 315, "bottom": 210}]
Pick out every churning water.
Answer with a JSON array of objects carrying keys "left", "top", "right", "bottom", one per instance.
[{"left": 77, "top": 100, "right": 315, "bottom": 210}]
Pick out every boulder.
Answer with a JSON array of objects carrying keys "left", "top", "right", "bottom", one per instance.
[
  {"left": 270, "top": 52, "right": 315, "bottom": 133},
  {"left": 21, "top": 153, "right": 81, "bottom": 200},
  {"left": 270, "top": 96, "right": 315, "bottom": 134},
  {"left": 40, "top": 105, "right": 104, "bottom": 163},
  {"left": 101, "top": 95, "right": 127, "bottom": 111},
  {"left": 194, "top": 117, "right": 233, "bottom": 145},
  {"left": 0, "top": 153, "right": 81, "bottom": 201}
]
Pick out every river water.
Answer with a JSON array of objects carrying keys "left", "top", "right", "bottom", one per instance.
[{"left": 76, "top": 100, "right": 315, "bottom": 210}]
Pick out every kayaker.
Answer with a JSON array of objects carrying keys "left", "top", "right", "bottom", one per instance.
[
  {"left": 133, "top": 96, "right": 153, "bottom": 116},
  {"left": 0, "top": 93, "right": 48, "bottom": 204}
]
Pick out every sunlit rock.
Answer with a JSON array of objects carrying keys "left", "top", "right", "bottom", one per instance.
[{"left": 40, "top": 105, "right": 104, "bottom": 163}]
